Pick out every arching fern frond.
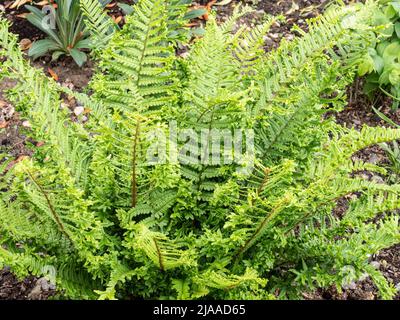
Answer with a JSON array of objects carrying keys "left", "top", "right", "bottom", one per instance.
[
  {"left": 193, "top": 268, "right": 267, "bottom": 291},
  {"left": 131, "top": 223, "right": 196, "bottom": 271}
]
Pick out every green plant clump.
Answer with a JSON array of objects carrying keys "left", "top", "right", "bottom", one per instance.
[
  {"left": 359, "top": 0, "right": 400, "bottom": 108},
  {"left": 0, "top": 0, "right": 399, "bottom": 300}
]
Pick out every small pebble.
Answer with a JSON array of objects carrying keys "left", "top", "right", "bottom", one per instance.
[
  {"left": 39, "top": 278, "right": 50, "bottom": 291},
  {"left": 74, "top": 106, "right": 84, "bottom": 116},
  {"left": 285, "top": 34, "right": 295, "bottom": 41},
  {"left": 368, "top": 153, "right": 380, "bottom": 164},
  {"left": 371, "top": 175, "right": 384, "bottom": 184},
  {"left": 19, "top": 38, "right": 32, "bottom": 51},
  {"left": 62, "top": 82, "right": 74, "bottom": 90},
  {"left": 60, "top": 102, "right": 69, "bottom": 109},
  {"left": 342, "top": 282, "right": 357, "bottom": 290},
  {"left": 22, "top": 120, "right": 31, "bottom": 128},
  {"left": 180, "top": 52, "right": 190, "bottom": 59},
  {"left": 2, "top": 105, "right": 15, "bottom": 120}
]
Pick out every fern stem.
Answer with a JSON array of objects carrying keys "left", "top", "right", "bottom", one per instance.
[
  {"left": 234, "top": 196, "right": 290, "bottom": 262},
  {"left": 153, "top": 238, "right": 165, "bottom": 272},
  {"left": 260, "top": 111, "right": 297, "bottom": 161},
  {"left": 256, "top": 168, "right": 271, "bottom": 196},
  {"left": 26, "top": 170, "right": 71, "bottom": 242},
  {"left": 131, "top": 120, "right": 141, "bottom": 208}
]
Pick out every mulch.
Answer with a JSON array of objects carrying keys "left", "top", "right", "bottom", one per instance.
[{"left": 0, "top": 267, "right": 56, "bottom": 300}]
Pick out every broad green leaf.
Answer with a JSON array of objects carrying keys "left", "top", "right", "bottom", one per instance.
[
  {"left": 390, "top": 2, "right": 400, "bottom": 14},
  {"left": 26, "top": 12, "right": 63, "bottom": 47},
  {"left": 52, "top": 51, "right": 64, "bottom": 61},
  {"left": 358, "top": 54, "right": 375, "bottom": 76},
  {"left": 184, "top": 8, "right": 208, "bottom": 20},
  {"left": 377, "top": 41, "right": 390, "bottom": 56},
  {"left": 190, "top": 27, "right": 206, "bottom": 37},
  {"left": 25, "top": 4, "right": 46, "bottom": 18},
  {"left": 383, "top": 42, "right": 400, "bottom": 61},
  {"left": 395, "top": 22, "right": 400, "bottom": 38},
  {"left": 69, "top": 49, "right": 87, "bottom": 67},
  {"left": 384, "top": 4, "right": 397, "bottom": 19},
  {"left": 373, "top": 54, "right": 385, "bottom": 73},
  {"left": 373, "top": 11, "right": 394, "bottom": 36},
  {"left": 389, "top": 65, "right": 400, "bottom": 85},
  {"left": 75, "top": 38, "right": 91, "bottom": 49},
  {"left": 28, "top": 39, "right": 60, "bottom": 59},
  {"left": 379, "top": 69, "right": 391, "bottom": 84},
  {"left": 117, "top": 3, "right": 134, "bottom": 15}
]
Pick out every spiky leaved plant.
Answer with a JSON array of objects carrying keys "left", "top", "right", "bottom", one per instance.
[
  {"left": 0, "top": 0, "right": 399, "bottom": 299},
  {"left": 26, "top": 0, "right": 116, "bottom": 66}
]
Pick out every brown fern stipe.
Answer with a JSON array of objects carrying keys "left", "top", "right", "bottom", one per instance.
[
  {"left": 26, "top": 170, "right": 71, "bottom": 242},
  {"left": 131, "top": 120, "right": 140, "bottom": 208},
  {"left": 153, "top": 238, "right": 165, "bottom": 272}
]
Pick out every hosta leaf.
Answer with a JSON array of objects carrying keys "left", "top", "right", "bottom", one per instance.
[
  {"left": 383, "top": 42, "right": 400, "bottom": 61},
  {"left": 395, "top": 22, "right": 400, "bottom": 38},
  {"left": 358, "top": 54, "right": 375, "bottom": 76},
  {"left": 373, "top": 54, "right": 385, "bottom": 73},
  {"left": 389, "top": 65, "right": 400, "bottom": 85}
]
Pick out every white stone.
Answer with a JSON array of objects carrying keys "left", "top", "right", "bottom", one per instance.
[
  {"left": 22, "top": 120, "right": 31, "bottom": 128},
  {"left": 74, "top": 106, "right": 84, "bottom": 116},
  {"left": 60, "top": 102, "right": 69, "bottom": 109}
]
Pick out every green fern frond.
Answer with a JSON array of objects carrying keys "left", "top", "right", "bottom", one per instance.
[
  {"left": 194, "top": 268, "right": 267, "bottom": 291},
  {"left": 80, "top": 0, "right": 116, "bottom": 49},
  {"left": 131, "top": 223, "right": 196, "bottom": 271},
  {"left": 91, "top": 0, "right": 179, "bottom": 112}
]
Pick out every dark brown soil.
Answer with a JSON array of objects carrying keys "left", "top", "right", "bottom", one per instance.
[
  {"left": 0, "top": 267, "right": 56, "bottom": 300},
  {"left": 2, "top": 1, "right": 46, "bottom": 41},
  {"left": 305, "top": 244, "right": 400, "bottom": 300},
  {"left": 211, "top": 0, "right": 354, "bottom": 50}
]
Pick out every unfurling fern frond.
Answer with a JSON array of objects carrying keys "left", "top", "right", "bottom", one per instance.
[
  {"left": 194, "top": 268, "right": 267, "bottom": 291},
  {"left": 131, "top": 224, "right": 196, "bottom": 271}
]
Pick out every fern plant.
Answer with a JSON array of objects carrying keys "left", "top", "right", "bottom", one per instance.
[{"left": 0, "top": 0, "right": 400, "bottom": 300}]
